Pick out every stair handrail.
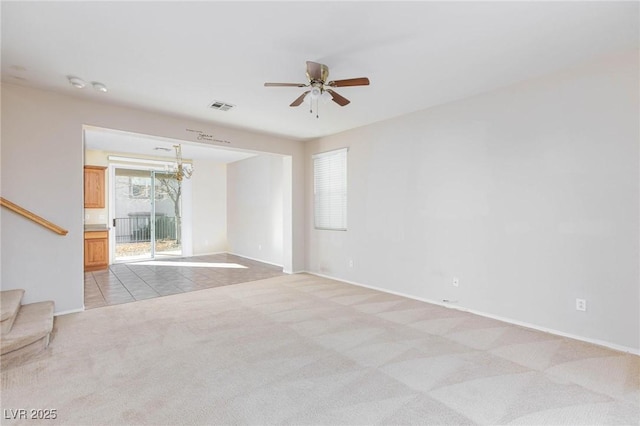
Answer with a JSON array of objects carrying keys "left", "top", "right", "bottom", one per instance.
[{"left": 0, "top": 197, "right": 69, "bottom": 236}]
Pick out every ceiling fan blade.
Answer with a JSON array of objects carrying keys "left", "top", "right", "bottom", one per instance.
[
  {"left": 306, "top": 61, "right": 324, "bottom": 81},
  {"left": 327, "top": 77, "right": 370, "bottom": 87},
  {"left": 264, "top": 82, "right": 307, "bottom": 87},
  {"left": 326, "top": 89, "right": 350, "bottom": 106},
  {"left": 290, "top": 91, "right": 310, "bottom": 107}
]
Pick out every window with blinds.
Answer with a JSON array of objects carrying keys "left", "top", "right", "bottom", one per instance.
[{"left": 313, "top": 148, "right": 348, "bottom": 231}]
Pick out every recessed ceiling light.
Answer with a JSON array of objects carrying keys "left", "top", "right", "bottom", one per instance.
[
  {"left": 92, "top": 82, "right": 108, "bottom": 93},
  {"left": 67, "top": 76, "right": 86, "bottom": 89}
]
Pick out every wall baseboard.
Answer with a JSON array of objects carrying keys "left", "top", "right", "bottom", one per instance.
[
  {"left": 191, "top": 251, "right": 228, "bottom": 257},
  {"left": 227, "top": 252, "right": 283, "bottom": 269},
  {"left": 301, "top": 271, "right": 640, "bottom": 356}
]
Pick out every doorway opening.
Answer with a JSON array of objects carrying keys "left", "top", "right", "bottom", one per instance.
[
  {"left": 113, "top": 167, "right": 183, "bottom": 261},
  {"left": 83, "top": 125, "right": 295, "bottom": 276}
]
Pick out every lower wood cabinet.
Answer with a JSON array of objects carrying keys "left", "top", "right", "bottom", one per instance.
[{"left": 84, "top": 230, "right": 109, "bottom": 271}]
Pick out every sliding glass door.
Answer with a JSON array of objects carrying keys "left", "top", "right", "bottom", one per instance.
[
  {"left": 153, "top": 172, "right": 182, "bottom": 257},
  {"left": 113, "top": 168, "right": 182, "bottom": 261}
]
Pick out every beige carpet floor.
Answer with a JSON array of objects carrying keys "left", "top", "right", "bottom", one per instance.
[{"left": 1, "top": 273, "right": 638, "bottom": 425}]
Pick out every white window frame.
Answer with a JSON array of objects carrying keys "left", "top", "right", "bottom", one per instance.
[{"left": 313, "top": 148, "right": 348, "bottom": 231}]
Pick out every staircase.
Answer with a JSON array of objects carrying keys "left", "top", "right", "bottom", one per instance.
[{"left": 1, "top": 289, "right": 55, "bottom": 368}]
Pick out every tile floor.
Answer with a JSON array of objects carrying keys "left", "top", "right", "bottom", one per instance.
[{"left": 84, "top": 253, "right": 285, "bottom": 309}]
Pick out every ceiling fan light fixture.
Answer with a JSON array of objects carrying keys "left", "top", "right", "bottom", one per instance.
[
  {"left": 321, "top": 90, "right": 332, "bottom": 103},
  {"left": 309, "top": 86, "right": 321, "bottom": 99}
]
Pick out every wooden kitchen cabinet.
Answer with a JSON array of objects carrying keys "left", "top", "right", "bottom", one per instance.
[
  {"left": 84, "top": 165, "right": 106, "bottom": 208},
  {"left": 84, "top": 230, "right": 108, "bottom": 271}
]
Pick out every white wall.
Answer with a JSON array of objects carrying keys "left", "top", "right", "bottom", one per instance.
[
  {"left": 192, "top": 159, "right": 227, "bottom": 254},
  {"left": 1, "top": 84, "right": 305, "bottom": 313},
  {"left": 227, "top": 154, "right": 284, "bottom": 267},
  {"left": 305, "top": 51, "right": 639, "bottom": 351}
]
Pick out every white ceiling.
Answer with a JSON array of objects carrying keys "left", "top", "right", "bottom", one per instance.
[{"left": 2, "top": 2, "right": 638, "bottom": 141}]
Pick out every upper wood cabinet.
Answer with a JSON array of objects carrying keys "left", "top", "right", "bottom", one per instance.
[{"left": 84, "top": 165, "right": 107, "bottom": 208}]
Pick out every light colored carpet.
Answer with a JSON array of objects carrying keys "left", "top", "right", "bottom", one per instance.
[{"left": 1, "top": 273, "right": 638, "bottom": 425}]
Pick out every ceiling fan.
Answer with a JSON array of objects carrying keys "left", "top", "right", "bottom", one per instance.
[{"left": 264, "top": 61, "right": 370, "bottom": 114}]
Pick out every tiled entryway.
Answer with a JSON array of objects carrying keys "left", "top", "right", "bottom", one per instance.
[{"left": 84, "top": 253, "right": 285, "bottom": 309}]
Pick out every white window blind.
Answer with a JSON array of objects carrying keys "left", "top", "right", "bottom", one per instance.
[{"left": 313, "top": 148, "right": 348, "bottom": 231}]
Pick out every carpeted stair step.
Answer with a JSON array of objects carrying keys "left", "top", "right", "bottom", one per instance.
[
  {"left": 1, "top": 289, "right": 25, "bottom": 335},
  {"left": 1, "top": 301, "right": 54, "bottom": 366}
]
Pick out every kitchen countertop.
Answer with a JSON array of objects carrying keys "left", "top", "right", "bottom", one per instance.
[{"left": 84, "top": 224, "right": 110, "bottom": 231}]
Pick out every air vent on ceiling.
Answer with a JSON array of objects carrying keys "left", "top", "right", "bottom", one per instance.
[{"left": 208, "top": 100, "right": 235, "bottom": 111}]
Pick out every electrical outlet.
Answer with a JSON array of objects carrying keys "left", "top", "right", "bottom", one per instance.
[
  {"left": 348, "top": 259, "right": 354, "bottom": 268},
  {"left": 452, "top": 277, "right": 459, "bottom": 287},
  {"left": 576, "top": 298, "right": 587, "bottom": 311}
]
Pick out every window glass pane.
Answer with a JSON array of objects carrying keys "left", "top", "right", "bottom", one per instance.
[{"left": 313, "top": 148, "right": 347, "bottom": 230}]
